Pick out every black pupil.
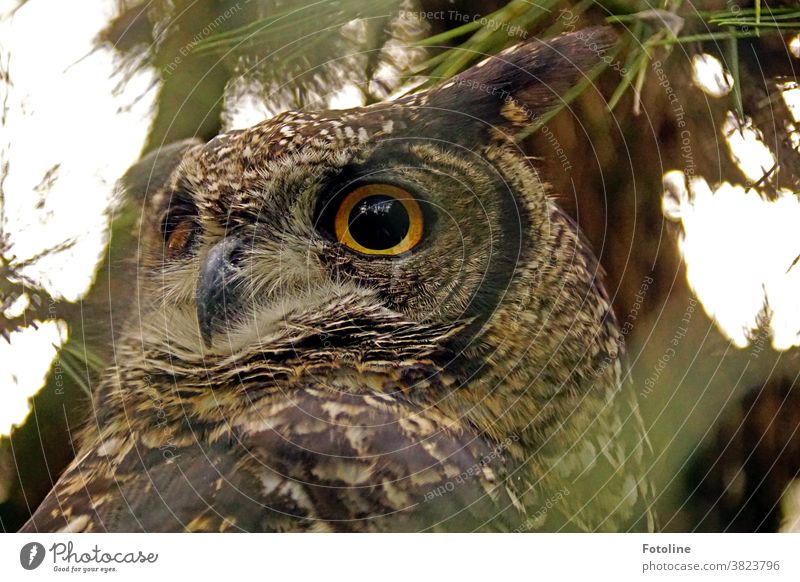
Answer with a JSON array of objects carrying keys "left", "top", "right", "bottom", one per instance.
[{"left": 347, "top": 194, "right": 410, "bottom": 250}]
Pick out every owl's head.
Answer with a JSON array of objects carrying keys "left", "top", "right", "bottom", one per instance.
[{"left": 135, "top": 28, "right": 620, "bottom": 436}]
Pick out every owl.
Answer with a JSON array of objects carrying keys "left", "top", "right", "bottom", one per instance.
[{"left": 21, "top": 27, "right": 654, "bottom": 533}]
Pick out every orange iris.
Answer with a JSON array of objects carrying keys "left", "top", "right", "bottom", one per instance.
[{"left": 334, "top": 184, "right": 424, "bottom": 256}]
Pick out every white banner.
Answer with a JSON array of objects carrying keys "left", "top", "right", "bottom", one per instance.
[{"left": 1, "top": 534, "right": 799, "bottom": 581}]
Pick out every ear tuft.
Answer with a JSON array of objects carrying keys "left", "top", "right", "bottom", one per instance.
[{"left": 424, "top": 27, "right": 617, "bottom": 133}]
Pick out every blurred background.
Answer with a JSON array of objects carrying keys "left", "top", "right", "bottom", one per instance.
[{"left": 1, "top": 0, "right": 800, "bottom": 532}]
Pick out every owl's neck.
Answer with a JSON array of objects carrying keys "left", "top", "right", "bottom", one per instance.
[{"left": 90, "top": 290, "right": 464, "bottom": 424}]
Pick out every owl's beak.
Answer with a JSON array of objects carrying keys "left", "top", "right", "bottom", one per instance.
[{"left": 196, "top": 236, "right": 242, "bottom": 347}]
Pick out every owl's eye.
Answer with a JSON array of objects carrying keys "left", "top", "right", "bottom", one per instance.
[
  {"left": 333, "top": 184, "right": 424, "bottom": 256},
  {"left": 160, "top": 195, "right": 197, "bottom": 260},
  {"left": 164, "top": 218, "right": 195, "bottom": 259}
]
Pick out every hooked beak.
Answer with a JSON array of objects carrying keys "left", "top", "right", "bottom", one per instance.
[{"left": 196, "top": 236, "right": 242, "bottom": 347}]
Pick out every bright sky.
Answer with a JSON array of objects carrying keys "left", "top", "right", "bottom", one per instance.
[
  {"left": 664, "top": 173, "right": 800, "bottom": 349},
  {"left": 0, "top": 321, "right": 67, "bottom": 435},
  {"left": 662, "top": 54, "right": 800, "bottom": 350},
  {"left": 0, "top": 0, "right": 156, "bottom": 434},
  {"left": 1, "top": 21, "right": 799, "bottom": 437}
]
